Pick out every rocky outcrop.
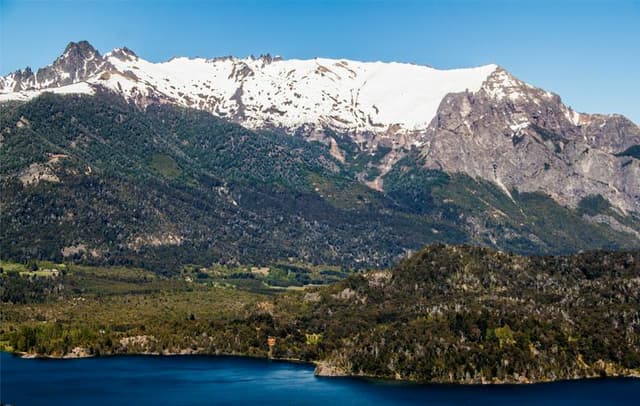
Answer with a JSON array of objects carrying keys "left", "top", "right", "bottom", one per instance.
[
  {"left": 417, "top": 68, "right": 640, "bottom": 213},
  {"left": 1, "top": 41, "right": 113, "bottom": 92},
  {"left": 314, "top": 360, "right": 351, "bottom": 377}
]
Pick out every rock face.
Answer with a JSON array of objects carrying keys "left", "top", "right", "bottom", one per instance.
[
  {"left": 1, "top": 41, "right": 112, "bottom": 91},
  {"left": 1, "top": 41, "right": 639, "bottom": 217},
  {"left": 420, "top": 68, "right": 640, "bottom": 213},
  {"left": 314, "top": 360, "right": 350, "bottom": 377}
]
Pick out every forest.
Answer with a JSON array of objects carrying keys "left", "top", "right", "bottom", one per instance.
[
  {"left": 2, "top": 93, "right": 639, "bottom": 273},
  {"left": 2, "top": 245, "right": 639, "bottom": 384}
]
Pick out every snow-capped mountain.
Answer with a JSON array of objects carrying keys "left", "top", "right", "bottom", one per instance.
[
  {"left": 2, "top": 41, "right": 639, "bottom": 216},
  {"left": 1, "top": 41, "right": 495, "bottom": 138}
]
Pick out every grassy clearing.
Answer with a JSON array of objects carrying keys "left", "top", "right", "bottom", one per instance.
[
  {"left": 0, "top": 261, "right": 27, "bottom": 273},
  {"left": 150, "top": 153, "right": 181, "bottom": 179}
]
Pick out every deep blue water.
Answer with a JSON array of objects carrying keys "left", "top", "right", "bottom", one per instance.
[{"left": 1, "top": 352, "right": 639, "bottom": 405}]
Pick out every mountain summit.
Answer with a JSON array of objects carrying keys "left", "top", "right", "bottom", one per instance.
[{"left": 2, "top": 41, "right": 110, "bottom": 92}]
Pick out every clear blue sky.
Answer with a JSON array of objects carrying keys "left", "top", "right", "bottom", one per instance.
[{"left": 1, "top": 0, "right": 639, "bottom": 122}]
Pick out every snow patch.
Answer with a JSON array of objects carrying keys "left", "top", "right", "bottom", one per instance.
[
  {"left": 0, "top": 82, "right": 94, "bottom": 101},
  {"left": 509, "top": 122, "right": 529, "bottom": 133}
]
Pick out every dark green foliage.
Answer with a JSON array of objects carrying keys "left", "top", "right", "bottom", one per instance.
[
  {"left": 1, "top": 93, "right": 638, "bottom": 274},
  {"left": 615, "top": 144, "right": 640, "bottom": 159},
  {"left": 578, "top": 194, "right": 611, "bottom": 216},
  {"left": 0, "top": 272, "right": 63, "bottom": 303},
  {"left": 384, "top": 160, "right": 450, "bottom": 214},
  {"left": 275, "top": 245, "right": 640, "bottom": 382},
  {"left": 149, "top": 153, "right": 181, "bottom": 179},
  {"left": 0, "top": 93, "right": 432, "bottom": 270}
]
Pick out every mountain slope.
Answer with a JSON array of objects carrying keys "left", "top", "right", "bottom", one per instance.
[
  {"left": 0, "top": 93, "right": 457, "bottom": 270},
  {"left": 1, "top": 93, "right": 638, "bottom": 271}
]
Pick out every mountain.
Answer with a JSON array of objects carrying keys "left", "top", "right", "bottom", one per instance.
[
  {"left": 1, "top": 41, "right": 639, "bottom": 269},
  {"left": 2, "top": 41, "right": 638, "bottom": 213},
  {"left": 0, "top": 41, "right": 108, "bottom": 92}
]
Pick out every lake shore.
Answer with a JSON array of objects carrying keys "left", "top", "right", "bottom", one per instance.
[
  {"left": 4, "top": 351, "right": 640, "bottom": 406},
  {"left": 11, "top": 350, "right": 640, "bottom": 386}
]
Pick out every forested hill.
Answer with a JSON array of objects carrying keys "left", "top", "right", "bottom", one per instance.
[
  {"left": 1, "top": 93, "right": 638, "bottom": 272},
  {"left": 277, "top": 245, "right": 640, "bottom": 383}
]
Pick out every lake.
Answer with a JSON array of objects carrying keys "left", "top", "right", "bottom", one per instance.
[{"left": 1, "top": 352, "right": 638, "bottom": 405}]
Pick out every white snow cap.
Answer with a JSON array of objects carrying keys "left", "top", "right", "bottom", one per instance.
[{"left": 1, "top": 47, "right": 499, "bottom": 133}]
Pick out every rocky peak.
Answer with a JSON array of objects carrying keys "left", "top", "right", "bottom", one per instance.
[
  {"left": 4, "top": 67, "right": 35, "bottom": 91},
  {"left": 419, "top": 68, "right": 640, "bottom": 214},
  {"left": 474, "top": 68, "right": 584, "bottom": 140},
  {"left": 60, "top": 41, "right": 101, "bottom": 61},
  {"left": 48, "top": 41, "right": 107, "bottom": 84},
  {"left": 108, "top": 47, "right": 138, "bottom": 61},
  {"left": 255, "top": 53, "right": 283, "bottom": 66},
  {"left": 482, "top": 67, "right": 542, "bottom": 101},
  {"left": 477, "top": 67, "right": 640, "bottom": 154},
  {"left": 0, "top": 41, "right": 111, "bottom": 93}
]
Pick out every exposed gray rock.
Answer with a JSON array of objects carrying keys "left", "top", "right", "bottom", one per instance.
[
  {"left": 1, "top": 41, "right": 114, "bottom": 91},
  {"left": 417, "top": 68, "right": 640, "bottom": 213}
]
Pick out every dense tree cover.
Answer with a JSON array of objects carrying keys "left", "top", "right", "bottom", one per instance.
[
  {"left": 2, "top": 246, "right": 639, "bottom": 383},
  {"left": 0, "top": 94, "right": 448, "bottom": 270},
  {"left": 0, "top": 271, "right": 63, "bottom": 303},
  {"left": 267, "top": 245, "right": 640, "bottom": 382},
  {"left": 1, "top": 93, "right": 638, "bottom": 273}
]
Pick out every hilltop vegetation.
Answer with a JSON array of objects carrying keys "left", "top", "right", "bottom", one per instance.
[
  {"left": 288, "top": 245, "right": 640, "bottom": 382},
  {"left": 2, "top": 245, "right": 639, "bottom": 383}
]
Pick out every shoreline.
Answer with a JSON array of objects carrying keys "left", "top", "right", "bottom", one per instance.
[
  {"left": 7, "top": 350, "right": 640, "bottom": 386},
  {"left": 12, "top": 349, "right": 315, "bottom": 367}
]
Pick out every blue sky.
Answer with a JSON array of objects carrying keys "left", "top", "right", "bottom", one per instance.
[{"left": 1, "top": 0, "right": 639, "bottom": 122}]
